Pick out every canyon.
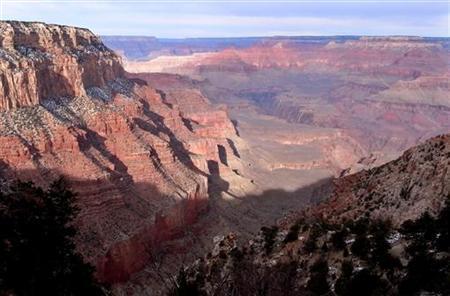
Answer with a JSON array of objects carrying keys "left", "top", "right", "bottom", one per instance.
[
  {"left": 0, "top": 20, "right": 448, "bottom": 295},
  {"left": 109, "top": 36, "right": 450, "bottom": 291},
  {"left": 178, "top": 133, "right": 450, "bottom": 296},
  {"left": 119, "top": 36, "right": 450, "bottom": 173}
]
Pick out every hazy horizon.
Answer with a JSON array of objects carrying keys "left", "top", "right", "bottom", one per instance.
[
  {"left": 1, "top": 1, "right": 448, "bottom": 38},
  {"left": 1, "top": 20, "right": 448, "bottom": 39},
  {"left": 98, "top": 34, "right": 449, "bottom": 39}
]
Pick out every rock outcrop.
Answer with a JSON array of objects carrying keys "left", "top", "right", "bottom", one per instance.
[
  {"left": 0, "top": 21, "right": 241, "bottom": 283},
  {"left": 0, "top": 21, "right": 123, "bottom": 110}
]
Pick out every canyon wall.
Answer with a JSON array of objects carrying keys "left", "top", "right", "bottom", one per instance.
[
  {"left": 0, "top": 21, "right": 123, "bottom": 110},
  {"left": 124, "top": 36, "right": 449, "bottom": 168},
  {"left": 0, "top": 21, "right": 241, "bottom": 283}
]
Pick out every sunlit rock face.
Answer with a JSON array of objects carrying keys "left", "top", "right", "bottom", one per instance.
[
  {"left": 0, "top": 21, "right": 123, "bottom": 110},
  {"left": 0, "top": 21, "right": 242, "bottom": 283}
]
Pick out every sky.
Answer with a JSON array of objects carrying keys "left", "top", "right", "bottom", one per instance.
[{"left": 0, "top": 0, "right": 449, "bottom": 38}]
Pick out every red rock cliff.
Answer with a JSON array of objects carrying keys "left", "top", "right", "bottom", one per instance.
[
  {"left": 0, "top": 21, "right": 240, "bottom": 283},
  {"left": 0, "top": 21, "right": 123, "bottom": 110}
]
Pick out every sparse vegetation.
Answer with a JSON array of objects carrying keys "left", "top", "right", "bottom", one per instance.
[
  {"left": 172, "top": 196, "right": 450, "bottom": 296},
  {"left": 398, "top": 196, "right": 450, "bottom": 295}
]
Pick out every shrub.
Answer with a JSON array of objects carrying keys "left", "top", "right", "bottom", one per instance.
[
  {"left": 172, "top": 268, "right": 200, "bottom": 296},
  {"left": 303, "top": 235, "right": 318, "bottom": 253},
  {"left": 303, "top": 224, "right": 321, "bottom": 253},
  {"left": 435, "top": 196, "right": 450, "bottom": 252},
  {"left": 309, "top": 257, "right": 329, "bottom": 274},
  {"left": 370, "top": 228, "right": 400, "bottom": 270},
  {"left": 351, "top": 234, "right": 371, "bottom": 259},
  {"left": 401, "top": 212, "right": 435, "bottom": 240},
  {"left": 284, "top": 220, "right": 302, "bottom": 243},
  {"left": 399, "top": 252, "right": 449, "bottom": 295},
  {"left": 307, "top": 258, "right": 330, "bottom": 295},
  {"left": 351, "top": 218, "right": 369, "bottom": 235},
  {"left": 261, "top": 226, "right": 279, "bottom": 254},
  {"left": 331, "top": 228, "right": 348, "bottom": 250},
  {"left": 343, "top": 247, "right": 349, "bottom": 257},
  {"left": 335, "top": 261, "right": 353, "bottom": 296},
  {"left": 348, "top": 269, "right": 386, "bottom": 296}
]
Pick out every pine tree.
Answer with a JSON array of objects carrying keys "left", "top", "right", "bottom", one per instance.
[{"left": 0, "top": 178, "right": 103, "bottom": 295}]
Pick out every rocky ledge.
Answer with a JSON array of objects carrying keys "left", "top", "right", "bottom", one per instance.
[{"left": 0, "top": 21, "right": 123, "bottom": 110}]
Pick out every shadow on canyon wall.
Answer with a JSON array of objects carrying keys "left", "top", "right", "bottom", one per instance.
[
  {"left": 203, "top": 173, "right": 334, "bottom": 237},
  {"left": 0, "top": 163, "right": 208, "bottom": 283},
  {"left": 136, "top": 98, "right": 208, "bottom": 179},
  {"left": 0, "top": 161, "right": 333, "bottom": 284}
]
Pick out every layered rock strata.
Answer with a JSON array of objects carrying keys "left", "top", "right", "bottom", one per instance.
[
  {"left": 0, "top": 21, "right": 240, "bottom": 283},
  {"left": 0, "top": 21, "right": 123, "bottom": 110}
]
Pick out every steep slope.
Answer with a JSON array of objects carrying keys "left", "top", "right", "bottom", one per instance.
[
  {"left": 314, "top": 134, "right": 450, "bottom": 226},
  {"left": 178, "top": 134, "right": 450, "bottom": 296},
  {"left": 0, "top": 21, "right": 240, "bottom": 283}
]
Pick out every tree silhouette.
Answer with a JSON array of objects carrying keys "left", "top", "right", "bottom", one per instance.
[{"left": 0, "top": 179, "right": 103, "bottom": 295}]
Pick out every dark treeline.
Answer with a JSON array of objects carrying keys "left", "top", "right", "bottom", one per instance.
[{"left": 0, "top": 179, "right": 103, "bottom": 296}]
